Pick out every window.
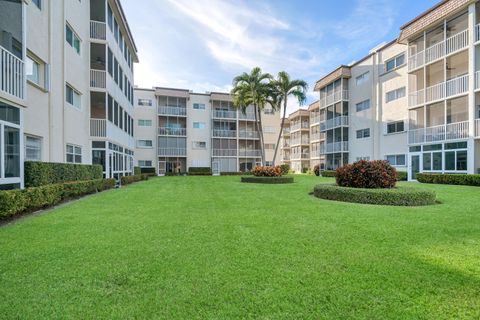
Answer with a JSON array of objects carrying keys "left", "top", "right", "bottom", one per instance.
[
  {"left": 386, "top": 121, "right": 405, "bottom": 134},
  {"left": 386, "top": 154, "right": 406, "bottom": 166},
  {"left": 138, "top": 119, "right": 152, "bottom": 127},
  {"left": 66, "top": 144, "right": 82, "bottom": 164},
  {"left": 356, "top": 157, "right": 370, "bottom": 161},
  {"left": 265, "top": 161, "right": 274, "bottom": 166},
  {"left": 3, "top": 125, "right": 20, "bottom": 178},
  {"left": 138, "top": 160, "right": 153, "bottom": 167},
  {"left": 386, "top": 87, "right": 406, "bottom": 103},
  {"left": 193, "top": 122, "right": 206, "bottom": 129},
  {"left": 356, "top": 128, "right": 370, "bottom": 139},
  {"left": 25, "top": 136, "right": 42, "bottom": 161},
  {"left": 65, "top": 24, "right": 80, "bottom": 54},
  {"left": 192, "top": 141, "right": 206, "bottom": 149},
  {"left": 355, "top": 71, "right": 369, "bottom": 85},
  {"left": 65, "top": 84, "right": 81, "bottom": 109},
  {"left": 356, "top": 100, "right": 370, "bottom": 112},
  {"left": 138, "top": 99, "right": 152, "bottom": 106},
  {"left": 26, "top": 56, "right": 40, "bottom": 85},
  {"left": 107, "top": 48, "right": 113, "bottom": 76},
  {"left": 107, "top": 95, "right": 113, "bottom": 122},
  {"left": 107, "top": 5, "right": 113, "bottom": 31},
  {"left": 137, "top": 140, "right": 153, "bottom": 148},
  {"left": 385, "top": 53, "right": 405, "bottom": 72},
  {"left": 445, "top": 142, "right": 468, "bottom": 171},
  {"left": 114, "top": 58, "right": 119, "bottom": 84},
  {"left": 193, "top": 103, "right": 205, "bottom": 110},
  {"left": 32, "top": 0, "right": 41, "bottom": 9}
]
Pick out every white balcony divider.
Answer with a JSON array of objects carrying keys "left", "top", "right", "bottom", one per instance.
[
  {"left": 213, "top": 129, "right": 236, "bottom": 138},
  {"left": 476, "top": 24, "right": 480, "bottom": 43},
  {"left": 90, "top": 69, "right": 106, "bottom": 89},
  {"left": 212, "top": 149, "right": 237, "bottom": 157},
  {"left": 158, "top": 106, "right": 187, "bottom": 116},
  {"left": 0, "top": 45, "right": 24, "bottom": 99},
  {"left": 158, "top": 148, "right": 187, "bottom": 156},
  {"left": 238, "top": 131, "right": 259, "bottom": 139},
  {"left": 239, "top": 150, "right": 261, "bottom": 157},
  {"left": 320, "top": 90, "right": 349, "bottom": 108},
  {"left": 409, "top": 74, "right": 468, "bottom": 107},
  {"left": 408, "top": 121, "right": 469, "bottom": 144},
  {"left": 158, "top": 127, "right": 186, "bottom": 136},
  {"left": 213, "top": 110, "right": 237, "bottom": 119},
  {"left": 90, "top": 119, "right": 107, "bottom": 137},
  {"left": 90, "top": 21, "right": 107, "bottom": 40},
  {"left": 476, "top": 119, "right": 480, "bottom": 137}
]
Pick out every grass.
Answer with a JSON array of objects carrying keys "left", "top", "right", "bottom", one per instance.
[{"left": 1, "top": 176, "right": 479, "bottom": 319}]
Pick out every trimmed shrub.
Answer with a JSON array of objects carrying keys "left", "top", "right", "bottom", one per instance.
[
  {"left": 397, "top": 171, "right": 408, "bottom": 181},
  {"left": 0, "top": 190, "right": 27, "bottom": 217},
  {"left": 313, "top": 184, "right": 436, "bottom": 206},
  {"left": 252, "top": 166, "right": 283, "bottom": 177},
  {"left": 24, "top": 161, "right": 103, "bottom": 187},
  {"left": 321, "top": 170, "right": 336, "bottom": 178},
  {"left": 241, "top": 176, "right": 294, "bottom": 184},
  {"left": 417, "top": 173, "right": 480, "bottom": 186},
  {"left": 280, "top": 164, "right": 290, "bottom": 175},
  {"left": 188, "top": 167, "right": 212, "bottom": 176},
  {"left": 134, "top": 166, "right": 141, "bottom": 175},
  {"left": 121, "top": 174, "right": 149, "bottom": 185},
  {"left": 336, "top": 160, "right": 397, "bottom": 189},
  {"left": 140, "top": 167, "right": 156, "bottom": 176}
]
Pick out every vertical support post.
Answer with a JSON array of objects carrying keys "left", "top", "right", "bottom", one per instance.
[{"left": 468, "top": 3, "right": 476, "bottom": 174}]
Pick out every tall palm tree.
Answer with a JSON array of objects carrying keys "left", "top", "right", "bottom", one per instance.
[
  {"left": 231, "top": 67, "right": 272, "bottom": 165},
  {"left": 270, "top": 71, "right": 308, "bottom": 165}
]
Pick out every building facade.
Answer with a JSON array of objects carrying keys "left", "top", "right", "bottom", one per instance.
[{"left": 134, "top": 87, "right": 281, "bottom": 174}]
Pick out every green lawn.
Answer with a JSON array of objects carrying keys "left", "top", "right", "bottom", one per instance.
[{"left": 1, "top": 176, "right": 479, "bottom": 319}]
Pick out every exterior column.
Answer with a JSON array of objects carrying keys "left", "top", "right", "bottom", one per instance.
[{"left": 468, "top": 3, "right": 476, "bottom": 174}]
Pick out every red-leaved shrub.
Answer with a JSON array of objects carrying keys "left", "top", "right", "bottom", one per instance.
[
  {"left": 335, "top": 160, "right": 397, "bottom": 189},
  {"left": 252, "top": 166, "right": 283, "bottom": 177}
]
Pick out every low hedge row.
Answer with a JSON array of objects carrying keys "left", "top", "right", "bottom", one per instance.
[
  {"left": 313, "top": 184, "right": 436, "bottom": 206},
  {"left": 24, "top": 161, "right": 103, "bottom": 187},
  {"left": 140, "top": 167, "right": 156, "bottom": 176},
  {"left": 188, "top": 167, "right": 212, "bottom": 176},
  {"left": 417, "top": 173, "right": 480, "bottom": 186},
  {"left": 321, "top": 170, "right": 408, "bottom": 181},
  {"left": 0, "top": 179, "right": 116, "bottom": 219},
  {"left": 321, "top": 170, "right": 336, "bottom": 178},
  {"left": 121, "top": 174, "right": 149, "bottom": 185},
  {"left": 241, "top": 176, "right": 294, "bottom": 184},
  {"left": 397, "top": 171, "right": 408, "bottom": 181},
  {"left": 220, "top": 172, "right": 252, "bottom": 176}
]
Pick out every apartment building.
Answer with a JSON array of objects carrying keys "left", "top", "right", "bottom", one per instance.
[
  {"left": 134, "top": 87, "right": 281, "bottom": 174},
  {"left": 287, "top": 109, "right": 310, "bottom": 172},
  {"left": 0, "top": 0, "right": 138, "bottom": 190}
]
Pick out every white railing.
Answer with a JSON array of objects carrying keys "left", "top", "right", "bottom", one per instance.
[
  {"left": 0, "top": 45, "right": 24, "bottom": 99},
  {"left": 325, "top": 141, "right": 349, "bottom": 153},
  {"left": 238, "top": 131, "right": 259, "bottom": 139},
  {"left": 158, "top": 106, "right": 187, "bottom": 116},
  {"left": 90, "top": 69, "right": 106, "bottom": 89},
  {"left": 320, "top": 116, "right": 349, "bottom": 131},
  {"left": 212, "top": 149, "right": 237, "bottom": 157},
  {"left": 408, "top": 121, "right": 469, "bottom": 144},
  {"left": 320, "top": 90, "right": 349, "bottom": 108},
  {"left": 239, "top": 150, "right": 262, "bottom": 157},
  {"left": 158, "top": 127, "right": 186, "bottom": 136},
  {"left": 425, "top": 39, "right": 446, "bottom": 63},
  {"left": 90, "top": 20, "right": 106, "bottom": 40},
  {"left": 291, "top": 138, "right": 310, "bottom": 145},
  {"left": 158, "top": 148, "right": 187, "bottom": 156},
  {"left": 311, "top": 115, "right": 320, "bottom": 124},
  {"left": 90, "top": 119, "right": 107, "bottom": 137},
  {"left": 213, "top": 129, "right": 236, "bottom": 138},
  {"left": 291, "top": 122, "right": 310, "bottom": 131},
  {"left": 409, "top": 74, "right": 468, "bottom": 107},
  {"left": 476, "top": 119, "right": 480, "bottom": 137},
  {"left": 239, "top": 112, "right": 256, "bottom": 120},
  {"left": 408, "top": 50, "right": 424, "bottom": 72},
  {"left": 213, "top": 109, "right": 237, "bottom": 119},
  {"left": 446, "top": 29, "right": 468, "bottom": 55}
]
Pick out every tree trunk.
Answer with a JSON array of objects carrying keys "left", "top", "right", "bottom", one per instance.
[
  {"left": 253, "top": 104, "right": 263, "bottom": 166},
  {"left": 257, "top": 107, "right": 266, "bottom": 165},
  {"left": 272, "top": 98, "right": 287, "bottom": 165}
]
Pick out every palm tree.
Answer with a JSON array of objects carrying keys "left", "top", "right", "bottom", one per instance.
[
  {"left": 231, "top": 67, "right": 272, "bottom": 165},
  {"left": 270, "top": 71, "right": 308, "bottom": 165}
]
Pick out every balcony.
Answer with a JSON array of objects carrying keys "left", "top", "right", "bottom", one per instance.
[
  {"left": 282, "top": 127, "right": 290, "bottom": 135},
  {"left": 90, "top": 69, "right": 106, "bottom": 89},
  {"left": 90, "top": 118, "right": 135, "bottom": 147},
  {"left": 283, "top": 155, "right": 291, "bottom": 161},
  {"left": 158, "top": 148, "right": 187, "bottom": 156},
  {"left": 291, "top": 153, "right": 310, "bottom": 160},
  {"left": 320, "top": 90, "right": 349, "bottom": 108},
  {"left": 90, "top": 20, "right": 107, "bottom": 41},
  {"left": 320, "top": 116, "right": 349, "bottom": 131},
  {"left": 212, "top": 149, "right": 237, "bottom": 157},
  {"left": 238, "top": 131, "right": 259, "bottom": 139},
  {"left": 0, "top": 45, "right": 24, "bottom": 100},
  {"left": 408, "top": 74, "right": 468, "bottom": 107},
  {"left": 291, "top": 138, "right": 310, "bottom": 146},
  {"left": 213, "top": 129, "right": 236, "bottom": 138},
  {"left": 158, "top": 127, "right": 186, "bottom": 136},
  {"left": 213, "top": 109, "right": 237, "bottom": 119},
  {"left": 408, "top": 29, "right": 468, "bottom": 72},
  {"left": 311, "top": 132, "right": 321, "bottom": 141},
  {"left": 408, "top": 121, "right": 469, "bottom": 144},
  {"left": 238, "top": 150, "right": 261, "bottom": 157},
  {"left": 291, "top": 122, "right": 310, "bottom": 131},
  {"left": 321, "top": 142, "right": 349, "bottom": 154},
  {"left": 239, "top": 112, "right": 256, "bottom": 121},
  {"left": 158, "top": 106, "right": 187, "bottom": 116},
  {"left": 90, "top": 118, "right": 107, "bottom": 137}
]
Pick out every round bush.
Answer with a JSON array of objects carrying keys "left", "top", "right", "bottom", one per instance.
[
  {"left": 313, "top": 184, "right": 436, "bottom": 206},
  {"left": 252, "top": 166, "right": 283, "bottom": 177},
  {"left": 241, "top": 176, "right": 294, "bottom": 184},
  {"left": 336, "top": 160, "right": 397, "bottom": 189}
]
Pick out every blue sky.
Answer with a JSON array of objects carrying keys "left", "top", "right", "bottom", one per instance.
[{"left": 122, "top": 0, "right": 439, "bottom": 112}]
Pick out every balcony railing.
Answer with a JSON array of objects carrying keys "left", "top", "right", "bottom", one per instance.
[
  {"left": 212, "top": 149, "right": 237, "bottom": 157},
  {"left": 320, "top": 90, "right": 349, "bottom": 108},
  {"left": 408, "top": 29, "right": 468, "bottom": 71},
  {"left": 408, "top": 121, "right": 469, "bottom": 144},
  {"left": 322, "top": 141, "right": 349, "bottom": 153},
  {"left": 158, "top": 148, "right": 187, "bottom": 156},
  {"left": 291, "top": 122, "right": 310, "bottom": 131},
  {"left": 320, "top": 116, "right": 349, "bottom": 131},
  {"left": 239, "top": 112, "right": 256, "bottom": 120},
  {"left": 238, "top": 150, "right": 262, "bottom": 157},
  {"left": 291, "top": 138, "right": 310, "bottom": 145},
  {"left": 90, "top": 119, "right": 107, "bottom": 137},
  {"left": 213, "top": 129, "right": 236, "bottom": 138},
  {"left": 282, "top": 127, "right": 290, "bottom": 134},
  {"left": 90, "top": 69, "right": 106, "bottom": 89},
  {"left": 311, "top": 132, "right": 321, "bottom": 141},
  {"left": 311, "top": 115, "right": 320, "bottom": 124},
  {"left": 238, "top": 131, "right": 259, "bottom": 139},
  {"left": 158, "top": 106, "right": 187, "bottom": 116},
  {"left": 0, "top": 45, "right": 24, "bottom": 100},
  {"left": 291, "top": 153, "right": 310, "bottom": 160},
  {"left": 408, "top": 74, "right": 468, "bottom": 107},
  {"left": 90, "top": 20, "right": 107, "bottom": 40},
  {"left": 476, "top": 119, "right": 480, "bottom": 137},
  {"left": 158, "top": 127, "right": 186, "bottom": 136},
  {"left": 213, "top": 109, "right": 237, "bottom": 119}
]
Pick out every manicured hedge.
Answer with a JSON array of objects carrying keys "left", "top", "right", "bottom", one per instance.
[
  {"left": 397, "top": 171, "right": 408, "bottom": 181},
  {"left": 321, "top": 170, "right": 336, "bottom": 178},
  {"left": 417, "top": 173, "right": 480, "bottom": 186},
  {"left": 241, "top": 176, "right": 294, "bottom": 184},
  {"left": 313, "top": 184, "right": 436, "bottom": 206},
  {"left": 220, "top": 172, "right": 252, "bottom": 176},
  {"left": 140, "top": 167, "right": 156, "bottom": 176},
  {"left": 0, "top": 179, "right": 116, "bottom": 219},
  {"left": 321, "top": 169, "right": 408, "bottom": 181},
  {"left": 188, "top": 167, "right": 212, "bottom": 176},
  {"left": 24, "top": 161, "right": 103, "bottom": 188},
  {"left": 121, "top": 174, "right": 149, "bottom": 185},
  {"left": 280, "top": 164, "right": 290, "bottom": 175},
  {"left": 134, "top": 166, "right": 141, "bottom": 175}
]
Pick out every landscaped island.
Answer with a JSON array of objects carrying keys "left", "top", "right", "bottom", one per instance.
[{"left": 241, "top": 166, "right": 294, "bottom": 184}]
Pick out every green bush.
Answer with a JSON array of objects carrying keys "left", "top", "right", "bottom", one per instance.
[
  {"left": 397, "top": 171, "right": 408, "bottom": 181},
  {"left": 121, "top": 174, "right": 149, "bottom": 185},
  {"left": 280, "top": 164, "right": 290, "bottom": 175},
  {"left": 188, "top": 167, "right": 212, "bottom": 176},
  {"left": 140, "top": 167, "right": 156, "bottom": 176},
  {"left": 313, "top": 184, "right": 436, "bottom": 206},
  {"left": 241, "top": 176, "right": 294, "bottom": 184},
  {"left": 321, "top": 170, "right": 336, "bottom": 178},
  {"left": 0, "top": 179, "right": 116, "bottom": 219},
  {"left": 134, "top": 167, "right": 141, "bottom": 175},
  {"left": 24, "top": 161, "right": 103, "bottom": 187},
  {"left": 417, "top": 173, "right": 480, "bottom": 186},
  {"left": 220, "top": 172, "right": 251, "bottom": 176},
  {"left": 336, "top": 160, "right": 397, "bottom": 189}
]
